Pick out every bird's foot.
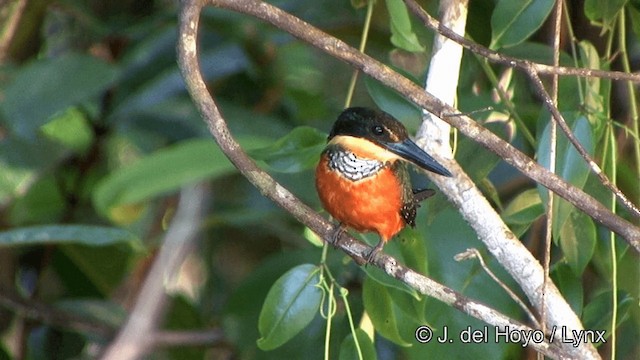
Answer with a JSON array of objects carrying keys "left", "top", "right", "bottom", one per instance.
[
  {"left": 364, "top": 240, "right": 385, "bottom": 265},
  {"left": 329, "top": 223, "right": 346, "bottom": 248}
]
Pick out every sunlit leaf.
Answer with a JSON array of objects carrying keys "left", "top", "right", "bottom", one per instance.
[
  {"left": 257, "top": 264, "right": 322, "bottom": 350},
  {"left": 491, "top": 0, "right": 555, "bottom": 49},
  {"left": 502, "top": 188, "right": 544, "bottom": 225},
  {"left": 385, "top": 0, "right": 425, "bottom": 52},
  {"left": 0, "top": 137, "right": 66, "bottom": 205},
  {"left": 93, "top": 137, "right": 269, "bottom": 221},
  {"left": 40, "top": 107, "right": 94, "bottom": 153},
  {"left": 584, "top": 0, "right": 626, "bottom": 31}
]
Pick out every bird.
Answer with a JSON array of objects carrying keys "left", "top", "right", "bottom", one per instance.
[{"left": 315, "top": 107, "right": 452, "bottom": 262}]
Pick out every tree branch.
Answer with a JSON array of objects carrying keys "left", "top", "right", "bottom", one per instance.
[
  {"left": 100, "top": 184, "right": 206, "bottom": 360},
  {"left": 415, "top": 1, "right": 599, "bottom": 358},
  {"left": 403, "top": 0, "right": 640, "bottom": 83},
  {"left": 404, "top": 0, "right": 640, "bottom": 220},
  {"left": 177, "top": 1, "right": 605, "bottom": 358}
]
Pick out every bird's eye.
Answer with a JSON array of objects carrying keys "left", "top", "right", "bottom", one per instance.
[{"left": 372, "top": 125, "right": 384, "bottom": 135}]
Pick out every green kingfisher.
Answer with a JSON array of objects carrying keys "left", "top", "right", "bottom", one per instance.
[{"left": 315, "top": 107, "right": 452, "bottom": 261}]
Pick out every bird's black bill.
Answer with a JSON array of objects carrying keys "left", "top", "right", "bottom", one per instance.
[{"left": 385, "top": 139, "right": 452, "bottom": 177}]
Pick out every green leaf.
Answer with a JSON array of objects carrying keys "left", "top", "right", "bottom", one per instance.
[
  {"left": 0, "top": 137, "right": 66, "bottom": 205},
  {"left": 257, "top": 264, "right": 322, "bottom": 350},
  {"left": 164, "top": 295, "right": 206, "bottom": 360},
  {"left": 550, "top": 263, "right": 583, "bottom": 315},
  {"left": 40, "top": 107, "right": 94, "bottom": 153},
  {"left": 8, "top": 176, "right": 65, "bottom": 224},
  {"left": 364, "top": 75, "right": 422, "bottom": 131},
  {"left": 559, "top": 212, "right": 596, "bottom": 276},
  {"left": 502, "top": 188, "right": 544, "bottom": 225},
  {"left": 578, "top": 41, "right": 603, "bottom": 116},
  {"left": 61, "top": 243, "right": 135, "bottom": 295},
  {"left": 0, "top": 225, "right": 141, "bottom": 249},
  {"left": 93, "top": 137, "right": 268, "bottom": 221},
  {"left": 490, "top": 0, "right": 555, "bottom": 49},
  {"left": 582, "top": 290, "right": 633, "bottom": 343},
  {"left": 629, "top": 5, "right": 640, "bottom": 39},
  {"left": 385, "top": 0, "right": 425, "bottom": 52},
  {"left": 249, "top": 127, "right": 326, "bottom": 173},
  {"left": 577, "top": 41, "right": 609, "bottom": 139},
  {"left": 584, "top": 0, "right": 626, "bottom": 31},
  {"left": 339, "top": 329, "right": 377, "bottom": 360},
  {"left": 363, "top": 276, "right": 412, "bottom": 347},
  {"left": 0, "top": 53, "right": 118, "bottom": 138},
  {"left": 537, "top": 114, "right": 594, "bottom": 238},
  {"left": 397, "top": 227, "right": 428, "bottom": 276},
  {"left": 360, "top": 233, "right": 421, "bottom": 300}
]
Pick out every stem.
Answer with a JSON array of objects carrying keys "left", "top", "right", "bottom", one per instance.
[
  {"left": 618, "top": 8, "right": 640, "bottom": 205},
  {"left": 344, "top": 0, "right": 375, "bottom": 108},
  {"left": 323, "top": 282, "right": 335, "bottom": 360},
  {"left": 341, "top": 287, "right": 364, "bottom": 360}
]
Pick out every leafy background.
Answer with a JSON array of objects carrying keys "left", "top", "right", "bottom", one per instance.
[{"left": 0, "top": 0, "right": 638, "bottom": 359}]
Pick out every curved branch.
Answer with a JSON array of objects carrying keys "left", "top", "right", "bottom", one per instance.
[{"left": 177, "top": 1, "right": 573, "bottom": 358}]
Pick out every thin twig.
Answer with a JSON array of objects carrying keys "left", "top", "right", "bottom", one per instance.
[
  {"left": 541, "top": 0, "right": 564, "bottom": 344},
  {"left": 454, "top": 248, "right": 539, "bottom": 328},
  {"left": 0, "top": 289, "right": 114, "bottom": 339},
  {"left": 151, "top": 329, "right": 226, "bottom": 348},
  {"left": 402, "top": 0, "right": 640, "bottom": 83}
]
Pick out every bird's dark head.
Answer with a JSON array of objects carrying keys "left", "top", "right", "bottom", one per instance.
[
  {"left": 328, "top": 107, "right": 452, "bottom": 177},
  {"left": 328, "top": 107, "right": 409, "bottom": 144}
]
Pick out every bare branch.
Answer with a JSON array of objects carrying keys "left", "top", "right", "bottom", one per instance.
[
  {"left": 455, "top": 248, "right": 540, "bottom": 328},
  {"left": 0, "top": 289, "right": 113, "bottom": 339},
  {"left": 100, "top": 185, "right": 206, "bottom": 360}
]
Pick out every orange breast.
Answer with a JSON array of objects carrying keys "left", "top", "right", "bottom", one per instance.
[{"left": 315, "top": 154, "right": 404, "bottom": 242}]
